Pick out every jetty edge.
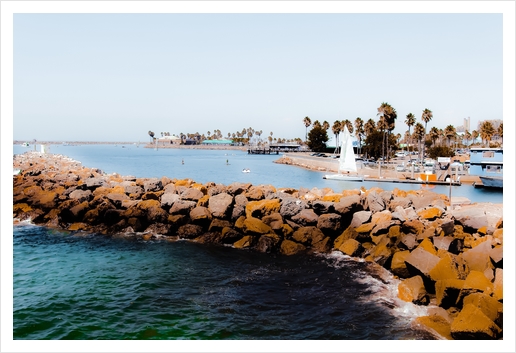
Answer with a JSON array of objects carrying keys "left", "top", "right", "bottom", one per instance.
[{"left": 13, "top": 151, "right": 503, "bottom": 340}]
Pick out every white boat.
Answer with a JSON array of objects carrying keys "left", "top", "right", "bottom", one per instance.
[
  {"left": 242, "top": 168, "right": 250, "bottom": 173},
  {"left": 21, "top": 142, "right": 29, "bottom": 147},
  {"left": 479, "top": 176, "right": 503, "bottom": 188},
  {"left": 323, "top": 128, "right": 364, "bottom": 182},
  {"left": 469, "top": 147, "right": 503, "bottom": 189}
]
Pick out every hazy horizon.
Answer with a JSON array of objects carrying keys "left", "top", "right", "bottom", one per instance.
[{"left": 8, "top": 6, "right": 509, "bottom": 145}]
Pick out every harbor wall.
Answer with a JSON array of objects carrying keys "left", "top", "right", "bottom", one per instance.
[{"left": 13, "top": 151, "right": 503, "bottom": 340}]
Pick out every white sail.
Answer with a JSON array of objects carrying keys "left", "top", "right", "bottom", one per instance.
[{"left": 338, "top": 128, "right": 357, "bottom": 173}]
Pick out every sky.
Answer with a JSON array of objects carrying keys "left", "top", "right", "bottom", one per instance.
[{"left": 6, "top": 3, "right": 511, "bottom": 144}]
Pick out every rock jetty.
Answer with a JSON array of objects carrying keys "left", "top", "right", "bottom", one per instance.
[{"left": 13, "top": 152, "right": 503, "bottom": 340}]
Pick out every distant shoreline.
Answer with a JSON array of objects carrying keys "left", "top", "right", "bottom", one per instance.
[{"left": 13, "top": 141, "right": 249, "bottom": 150}]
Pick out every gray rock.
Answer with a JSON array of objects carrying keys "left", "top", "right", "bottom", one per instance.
[
  {"left": 367, "top": 191, "right": 386, "bottom": 213},
  {"left": 279, "top": 197, "right": 307, "bottom": 218},
  {"left": 317, "top": 213, "right": 341, "bottom": 234},
  {"left": 349, "top": 211, "right": 372, "bottom": 228},
  {"left": 85, "top": 177, "right": 107, "bottom": 189},
  {"left": 143, "top": 178, "right": 163, "bottom": 192},
  {"left": 231, "top": 194, "right": 248, "bottom": 220},
  {"left": 68, "top": 189, "right": 92, "bottom": 203},
  {"left": 181, "top": 188, "right": 204, "bottom": 201},
  {"left": 311, "top": 200, "right": 335, "bottom": 214},
  {"left": 291, "top": 209, "right": 319, "bottom": 226},
  {"left": 451, "top": 207, "right": 488, "bottom": 232},
  {"left": 124, "top": 185, "right": 143, "bottom": 195},
  {"left": 161, "top": 193, "right": 180, "bottom": 209},
  {"left": 106, "top": 192, "right": 130, "bottom": 208},
  {"left": 207, "top": 183, "right": 227, "bottom": 196},
  {"left": 226, "top": 182, "right": 251, "bottom": 195},
  {"left": 169, "top": 199, "right": 196, "bottom": 215},
  {"left": 208, "top": 192, "right": 234, "bottom": 218},
  {"left": 334, "top": 194, "right": 362, "bottom": 215}
]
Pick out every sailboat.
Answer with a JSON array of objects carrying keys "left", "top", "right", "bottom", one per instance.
[{"left": 323, "top": 128, "right": 364, "bottom": 181}]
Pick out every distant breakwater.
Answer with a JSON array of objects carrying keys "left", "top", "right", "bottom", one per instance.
[{"left": 13, "top": 151, "right": 503, "bottom": 340}]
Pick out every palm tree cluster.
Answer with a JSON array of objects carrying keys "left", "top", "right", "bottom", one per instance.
[
  {"left": 148, "top": 127, "right": 303, "bottom": 146},
  {"left": 304, "top": 102, "right": 503, "bottom": 160}
]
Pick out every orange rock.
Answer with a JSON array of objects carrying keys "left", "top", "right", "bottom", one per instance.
[
  {"left": 450, "top": 303, "right": 502, "bottom": 339},
  {"left": 355, "top": 222, "right": 374, "bottom": 234},
  {"left": 417, "top": 207, "right": 444, "bottom": 221},
  {"left": 435, "top": 278, "right": 465, "bottom": 308},
  {"left": 414, "top": 314, "right": 452, "bottom": 340},
  {"left": 68, "top": 222, "right": 88, "bottom": 231},
  {"left": 245, "top": 199, "right": 281, "bottom": 219},
  {"left": 398, "top": 275, "right": 427, "bottom": 304},
  {"left": 371, "top": 210, "right": 392, "bottom": 224},
  {"left": 338, "top": 238, "right": 362, "bottom": 257},
  {"left": 429, "top": 253, "right": 460, "bottom": 282},
  {"left": 461, "top": 241, "right": 494, "bottom": 273},
  {"left": 243, "top": 217, "right": 273, "bottom": 235},
  {"left": 233, "top": 235, "right": 254, "bottom": 249},
  {"left": 462, "top": 292, "right": 501, "bottom": 322},
  {"left": 280, "top": 239, "right": 306, "bottom": 255},
  {"left": 493, "top": 268, "right": 503, "bottom": 301},
  {"left": 417, "top": 238, "right": 437, "bottom": 255},
  {"left": 390, "top": 250, "right": 411, "bottom": 278}
]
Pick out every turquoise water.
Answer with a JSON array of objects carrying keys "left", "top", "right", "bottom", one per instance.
[
  {"left": 11, "top": 144, "right": 502, "bottom": 341},
  {"left": 13, "top": 224, "right": 435, "bottom": 340}
]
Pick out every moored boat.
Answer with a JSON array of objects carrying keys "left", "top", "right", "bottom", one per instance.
[
  {"left": 323, "top": 127, "right": 364, "bottom": 182},
  {"left": 469, "top": 147, "right": 503, "bottom": 188}
]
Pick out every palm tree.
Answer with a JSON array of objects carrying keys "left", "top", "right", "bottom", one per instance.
[
  {"left": 354, "top": 117, "right": 364, "bottom": 155},
  {"left": 464, "top": 130, "right": 472, "bottom": 147},
  {"left": 332, "top": 120, "right": 341, "bottom": 153},
  {"left": 413, "top": 123, "right": 425, "bottom": 160},
  {"left": 303, "top": 116, "right": 311, "bottom": 142},
  {"left": 342, "top": 119, "right": 353, "bottom": 134},
  {"left": 322, "top": 120, "right": 330, "bottom": 131},
  {"left": 363, "top": 119, "right": 376, "bottom": 159},
  {"left": 429, "top": 126, "right": 440, "bottom": 147},
  {"left": 377, "top": 102, "right": 397, "bottom": 160},
  {"left": 497, "top": 123, "right": 503, "bottom": 144},
  {"left": 421, "top": 108, "right": 433, "bottom": 157},
  {"left": 479, "top": 121, "right": 495, "bottom": 147},
  {"left": 148, "top": 130, "right": 155, "bottom": 143},
  {"left": 471, "top": 130, "right": 479, "bottom": 146},
  {"left": 444, "top": 125, "right": 456, "bottom": 147},
  {"left": 405, "top": 113, "right": 416, "bottom": 152},
  {"left": 377, "top": 116, "right": 388, "bottom": 160}
]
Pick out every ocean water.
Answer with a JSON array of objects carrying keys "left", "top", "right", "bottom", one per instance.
[
  {"left": 10, "top": 144, "right": 503, "bottom": 342},
  {"left": 13, "top": 143, "right": 503, "bottom": 204}
]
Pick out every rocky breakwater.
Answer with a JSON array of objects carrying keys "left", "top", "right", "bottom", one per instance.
[{"left": 13, "top": 152, "right": 503, "bottom": 340}]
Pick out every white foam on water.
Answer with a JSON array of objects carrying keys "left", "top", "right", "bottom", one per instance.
[{"left": 321, "top": 251, "right": 438, "bottom": 332}]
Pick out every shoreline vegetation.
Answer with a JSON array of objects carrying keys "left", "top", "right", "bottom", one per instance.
[{"left": 13, "top": 150, "right": 503, "bottom": 340}]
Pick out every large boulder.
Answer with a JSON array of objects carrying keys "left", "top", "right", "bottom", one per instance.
[
  {"left": 245, "top": 199, "right": 281, "bottom": 219},
  {"left": 334, "top": 194, "right": 362, "bottom": 215},
  {"left": 316, "top": 213, "right": 341, "bottom": 235},
  {"left": 291, "top": 209, "right": 318, "bottom": 226},
  {"left": 279, "top": 197, "right": 307, "bottom": 218},
  {"left": 143, "top": 178, "right": 163, "bottom": 192},
  {"left": 68, "top": 189, "right": 92, "bottom": 203},
  {"left": 208, "top": 192, "right": 234, "bottom": 218},
  {"left": 169, "top": 199, "right": 196, "bottom": 215},
  {"left": 280, "top": 239, "right": 306, "bottom": 256},
  {"left": 450, "top": 304, "right": 502, "bottom": 339},
  {"left": 366, "top": 190, "right": 385, "bottom": 212}
]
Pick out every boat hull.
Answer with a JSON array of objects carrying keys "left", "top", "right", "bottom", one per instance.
[
  {"left": 479, "top": 176, "right": 503, "bottom": 188},
  {"left": 323, "top": 174, "right": 364, "bottom": 182}
]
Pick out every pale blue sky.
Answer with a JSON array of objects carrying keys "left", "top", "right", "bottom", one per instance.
[{"left": 12, "top": 12, "right": 504, "bottom": 142}]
